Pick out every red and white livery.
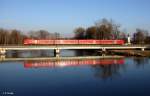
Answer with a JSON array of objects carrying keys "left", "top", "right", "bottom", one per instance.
[{"left": 24, "top": 39, "right": 124, "bottom": 45}]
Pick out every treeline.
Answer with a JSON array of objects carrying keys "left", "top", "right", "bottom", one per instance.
[
  {"left": 74, "top": 18, "right": 150, "bottom": 44},
  {"left": 132, "top": 29, "right": 150, "bottom": 44},
  {"left": 0, "top": 18, "right": 150, "bottom": 45},
  {"left": 74, "top": 19, "right": 126, "bottom": 40},
  {"left": 0, "top": 29, "right": 60, "bottom": 45}
]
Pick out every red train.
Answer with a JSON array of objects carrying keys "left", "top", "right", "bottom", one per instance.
[{"left": 24, "top": 39, "right": 124, "bottom": 45}]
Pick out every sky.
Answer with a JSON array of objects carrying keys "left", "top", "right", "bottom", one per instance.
[{"left": 0, "top": 0, "right": 150, "bottom": 37}]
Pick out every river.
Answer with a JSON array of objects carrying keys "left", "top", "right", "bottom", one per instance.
[{"left": 0, "top": 50, "right": 150, "bottom": 96}]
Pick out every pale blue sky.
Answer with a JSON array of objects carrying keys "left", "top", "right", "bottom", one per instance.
[{"left": 0, "top": 0, "right": 150, "bottom": 36}]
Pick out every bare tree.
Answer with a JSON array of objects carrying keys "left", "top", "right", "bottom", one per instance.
[
  {"left": 9, "top": 29, "right": 24, "bottom": 45},
  {"left": 74, "top": 27, "right": 85, "bottom": 39},
  {"left": 0, "top": 29, "right": 11, "bottom": 45},
  {"left": 37, "top": 30, "right": 50, "bottom": 39},
  {"left": 85, "top": 26, "right": 97, "bottom": 39},
  {"left": 95, "top": 18, "right": 120, "bottom": 39},
  {"left": 133, "top": 29, "right": 148, "bottom": 44}
]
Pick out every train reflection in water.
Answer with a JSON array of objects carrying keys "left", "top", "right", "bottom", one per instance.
[
  {"left": 0, "top": 55, "right": 126, "bottom": 79},
  {"left": 24, "top": 59, "right": 124, "bottom": 68}
]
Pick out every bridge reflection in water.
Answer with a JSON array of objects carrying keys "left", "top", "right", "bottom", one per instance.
[{"left": 24, "top": 57, "right": 124, "bottom": 68}]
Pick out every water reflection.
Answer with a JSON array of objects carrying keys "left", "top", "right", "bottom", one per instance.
[
  {"left": 1, "top": 51, "right": 150, "bottom": 96},
  {"left": 24, "top": 59, "right": 124, "bottom": 68},
  {"left": 5, "top": 50, "right": 109, "bottom": 58},
  {"left": 92, "top": 63, "right": 125, "bottom": 80},
  {"left": 6, "top": 50, "right": 21, "bottom": 58},
  {"left": 6, "top": 50, "right": 54, "bottom": 58},
  {"left": 23, "top": 58, "right": 125, "bottom": 80},
  {"left": 75, "top": 50, "right": 98, "bottom": 56},
  {"left": 133, "top": 57, "right": 150, "bottom": 67},
  {"left": 0, "top": 53, "right": 125, "bottom": 80}
]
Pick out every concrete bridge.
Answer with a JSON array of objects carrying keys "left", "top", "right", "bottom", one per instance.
[{"left": 0, "top": 44, "right": 150, "bottom": 55}]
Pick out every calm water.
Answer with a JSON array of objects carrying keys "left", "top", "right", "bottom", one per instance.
[{"left": 0, "top": 50, "right": 150, "bottom": 96}]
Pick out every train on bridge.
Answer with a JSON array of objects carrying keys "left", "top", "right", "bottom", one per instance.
[{"left": 24, "top": 39, "right": 125, "bottom": 45}]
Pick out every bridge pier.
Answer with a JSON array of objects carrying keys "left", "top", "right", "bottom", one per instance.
[
  {"left": 54, "top": 48, "right": 60, "bottom": 57},
  {"left": 141, "top": 48, "right": 145, "bottom": 51},
  {"left": 0, "top": 49, "right": 6, "bottom": 55},
  {"left": 102, "top": 48, "right": 106, "bottom": 53}
]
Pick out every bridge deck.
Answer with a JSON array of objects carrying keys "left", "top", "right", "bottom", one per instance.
[{"left": 0, "top": 44, "right": 149, "bottom": 50}]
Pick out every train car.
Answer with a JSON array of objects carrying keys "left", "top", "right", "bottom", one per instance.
[
  {"left": 36, "top": 40, "right": 54, "bottom": 45},
  {"left": 24, "top": 39, "right": 54, "bottom": 45},
  {"left": 115, "top": 40, "right": 124, "bottom": 45},
  {"left": 24, "top": 39, "right": 36, "bottom": 45},
  {"left": 24, "top": 39, "right": 125, "bottom": 45},
  {"left": 78, "top": 40, "right": 96, "bottom": 44},
  {"left": 94, "top": 40, "right": 109, "bottom": 44},
  {"left": 98, "top": 40, "right": 124, "bottom": 45},
  {"left": 78, "top": 40, "right": 124, "bottom": 45},
  {"left": 55, "top": 40, "right": 78, "bottom": 44}
]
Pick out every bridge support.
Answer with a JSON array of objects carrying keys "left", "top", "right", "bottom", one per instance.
[
  {"left": 54, "top": 48, "right": 60, "bottom": 57},
  {"left": 102, "top": 48, "right": 106, "bottom": 52},
  {"left": 0, "top": 49, "right": 6, "bottom": 55},
  {"left": 141, "top": 48, "right": 145, "bottom": 51}
]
